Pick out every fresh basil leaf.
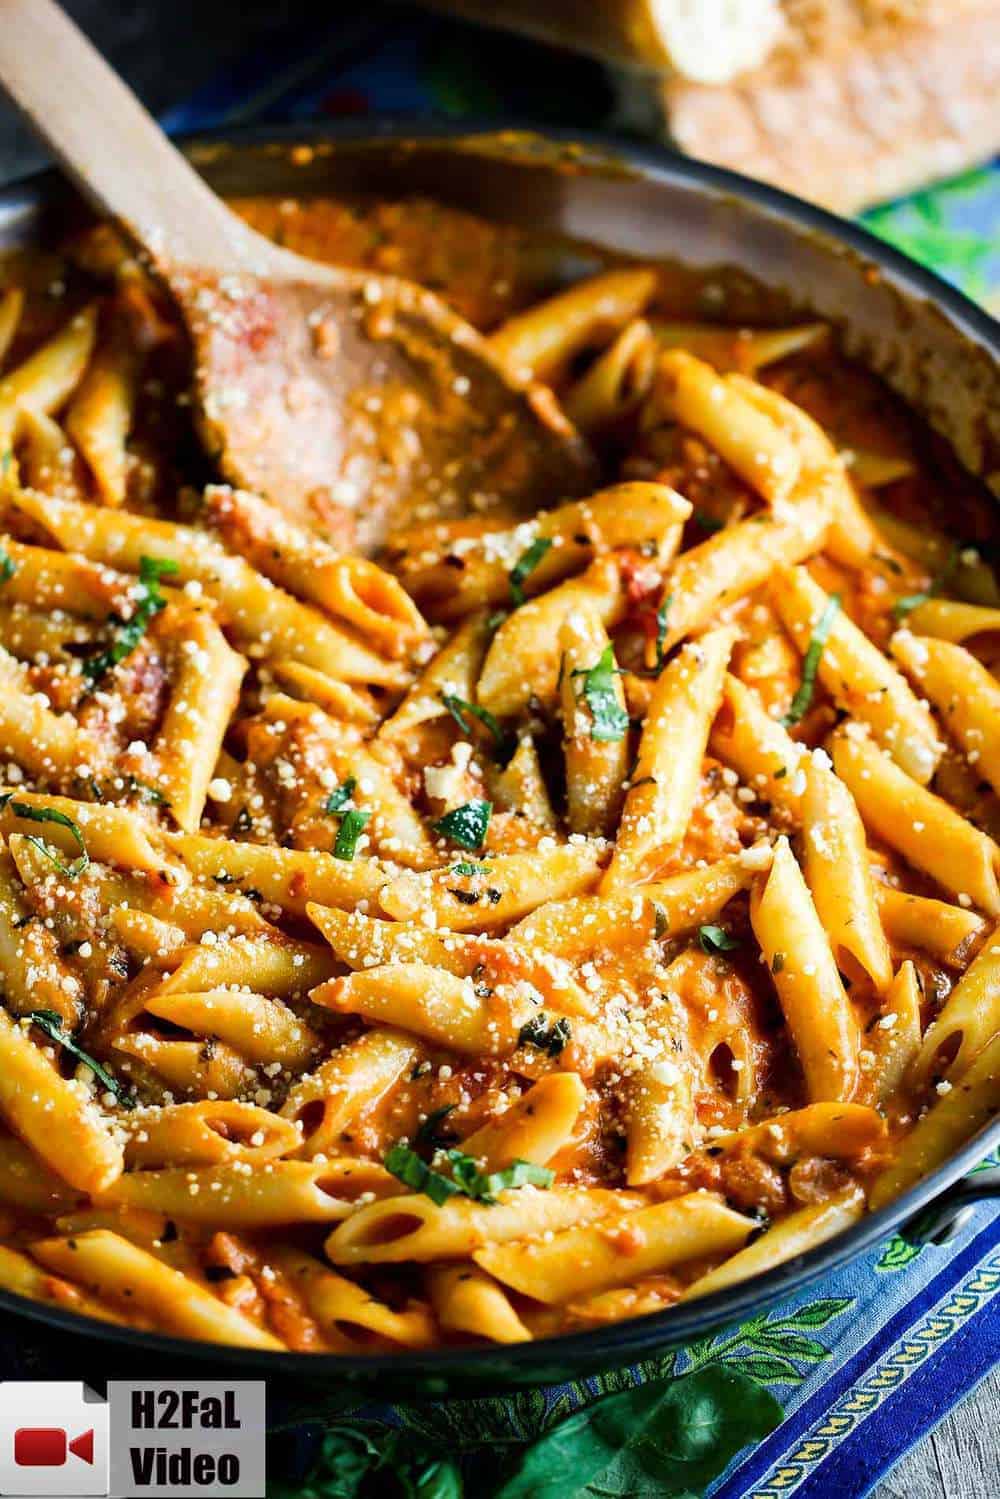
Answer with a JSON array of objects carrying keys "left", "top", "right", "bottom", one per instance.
[
  {"left": 509, "top": 537, "right": 552, "bottom": 607},
  {"left": 481, "top": 1160, "right": 555, "bottom": 1198},
  {"left": 27, "top": 1010, "right": 134, "bottom": 1108},
  {"left": 891, "top": 545, "right": 959, "bottom": 622},
  {"left": 82, "top": 554, "right": 179, "bottom": 686},
  {"left": 518, "top": 1014, "right": 571, "bottom": 1057},
  {"left": 493, "top": 1366, "right": 782, "bottom": 1499},
  {"left": 572, "top": 644, "right": 628, "bottom": 742},
  {"left": 654, "top": 594, "right": 673, "bottom": 673},
  {"left": 126, "top": 775, "right": 167, "bottom": 805},
  {"left": 441, "top": 693, "right": 514, "bottom": 764},
  {"left": 333, "top": 808, "right": 370, "bottom": 861},
  {"left": 325, "top": 776, "right": 357, "bottom": 815},
  {"left": 451, "top": 861, "right": 489, "bottom": 877},
  {"left": 414, "top": 1105, "right": 459, "bottom": 1151},
  {"left": 698, "top": 924, "right": 740, "bottom": 956},
  {"left": 433, "top": 799, "right": 491, "bottom": 850},
  {"left": 0, "top": 797, "right": 89, "bottom": 877},
  {"left": 384, "top": 1144, "right": 464, "bottom": 1206},
  {"left": 0, "top": 547, "right": 15, "bottom": 583},
  {"left": 782, "top": 593, "right": 841, "bottom": 727}
]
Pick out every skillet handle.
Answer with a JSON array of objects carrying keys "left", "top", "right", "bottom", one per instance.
[{"left": 899, "top": 1167, "right": 1000, "bottom": 1247}]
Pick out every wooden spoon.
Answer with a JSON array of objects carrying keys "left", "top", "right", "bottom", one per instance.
[{"left": 0, "top": 0, "right": 595, "bottom": 551}]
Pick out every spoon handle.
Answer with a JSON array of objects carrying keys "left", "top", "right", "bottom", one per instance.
[{"left": 0, "top": 0, "right": 267, "bottom": 273}]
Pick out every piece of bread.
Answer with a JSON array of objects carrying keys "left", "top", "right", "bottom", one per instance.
[
  {"left": 644, "top": 0, "right": 1000, "bottom": 211},
  {"left": 420, "top": 0, "right": 786, "bottom": 84}
]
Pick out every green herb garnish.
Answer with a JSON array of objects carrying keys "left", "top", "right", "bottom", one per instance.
[
  {"left": 27, "top": 1009, "right": 133, "bottom": 1107},
  {"left": 441, "top": 693, "right": 514, "bottom": 764},
  {"left": 324, "top": 776, "right": 357, "bottom": 815},
  {"left": 572, "top": 644, "right": 628, "bottom": 742},
  {"left": 82, "top": 555, "right": 179, "bottom": 686},
  {"left": 782, "top": 593, "right": 841, "bottom": 727},
  {"left": 891, "top": 546, "right": 959, "bottom": 622},
  {"left": 518, "top": 1014, "right": 571, "bottom": 1056},
  {"left": 433, "top": 799, "right": 491, "bottom": 850},
  {"left": 0, "top": 548, "right": 15, "bottom": 583},
  {"left": 698, "top": 924, "right": 740, "bottom": 955},
  {"left": 0, "top": 796, "right": 89, "bottom": 877},
  {"left": 383, "top": 1144, "right": 463, "bottom": 1206},
  {"left": 384, "top": 1143, "right": 554, "bottom": 1207},
  {"left": 654, "top": 594, "right": 672, "bottom": 672},
  {"left": 333, "top": 809, "right": 370, "bottom": 861},
  {"left": 414, "top": 1104, "right": 459, "bottom": 1151},
  {"left": 509, "top": 537, "right": 552, "bottom": 607},
  {"left": 451, "top": 860, "right": 489, "bottom": 877}
]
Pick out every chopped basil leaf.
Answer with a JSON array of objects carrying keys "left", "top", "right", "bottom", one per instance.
[
  {"left": 698, "top": 924, "right": 740, "bottom": 955},
  {"left": 485, "top": 608, "right": 509, "bottom": 635},
  {"left": 653, "top": 903, "right": 669, "bottom": 939},
  {"left": 82, "top": 554, "right": 179, "bottom": 686},
  {"left": 414, "top": 1105, "right": 459, "bottom": 1150},
  {"left": 383, "top": 1144, "right": 463, "bottom": 1206},
  {"left": 0, "top": 797, "right": 89, "bottom": 877},
  {"left": 891, "top": 547, "right": 959, "bottom": 622},
  {"left": 324, "top": 776, "right": 357, "bottom": 815},
  {"left": 654, "top": 594, "right": 672, "bottom": 672},
  {"left": 509, "top": 537, "right": 553, "bottom": 607},
  {"left": 518, "top": 1014, "right": 571, "bottom": 1056},
  {"left": 0, "top": 547, "right": 15, "bottom": 583},
  {"left": 441, "top": 693, "right": 514, "bottom": 764},
  {"left": 782, "top": 593, "right": 841, "bottom": 727},
  {"left": 451, "top": 860, "right": 489, "bottom": 877},
  {"left": 572, "top": 644, "right": 628, "bottom": 742},
  {"left": 433, "top": 799, "right": 491, "bottom": 850},
  {"left": 693, "top": 509, "right": 725, "bottom": 533},
  {"left": 773, "top": 766, "right": 788, "bottom": 779},
  {"left": 126, "top": 775, "right": 167, "bottom": 805},
  {"left": 27, "top": 1009, "right": 133, "bottom": 1107},
  {"left": 333, "top": 808, "right": 370, "bottom": 861}
]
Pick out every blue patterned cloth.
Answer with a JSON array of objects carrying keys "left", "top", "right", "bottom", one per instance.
[{"left": 164, "top": 10, "right": 1000, "bottom": 1496}]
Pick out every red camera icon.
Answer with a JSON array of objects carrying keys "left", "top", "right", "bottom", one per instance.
[{"left": 13, "top": 1427, "right": 95, "bottom": 1467}]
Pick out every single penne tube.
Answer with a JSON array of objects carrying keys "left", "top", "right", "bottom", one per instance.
[
  {"left": 830, "top": 724, "right": 1000, "bottom": 918},
  {"left": 488, "top": 734, "right": 557, "bottom": 829},
  {"left": 653, "top": 501, "right": 829, "bottom": 660},
  {"left": 270, "top": 1246, "right": 436, "bottom": 1350},
  {"left": 869, "top": 1033, "right": 1000, "bottom": 1210},
  {"left": 112, "top": 1033, "right": 253, "bottom": 1101},
  {"left": 0, "top": 533, "right": 132, "bottom": 618},
  {"left": 602, "top": 626, "right": 735, "bottom": 892},
  {"left": 0, "top": 303, "right": 98, "bottom": 442},
  {"left": 279, "top": 1029, "right": 419, "bottom": 1159},
  {"left": 679, "top": 1186, "right": 865, "bottom": 1301},
  {"left": 9, "top": 487, "right": 406, "bottom": 686},
  {"left": 108, "top": 908, "right": 186, "bottom": 963},
  {"left": 267, "top": 661, "right": 378, "bottom": 725},
  {"left": 151, "top": 606, "right": 246, "bottom": 832},
  {"left": 427, "top": 1263, "right": 530, "bottom": 1344},
  {"left": 875, "top": 886, "right": 986, "bottom": 968},
  {"left": 710, "top": 674, "right": 807, "bottom": 818},
  {"left": 0, "top": 1008, "right": 123, "bottom": 1194},
  {"left": 867, "top": 509, "right": 1000, "bottom": 607},
  {"left": 146, "top": 934, "right": 335, "bottom": 1001},
  {"left": 14, "top": 407, "right": 87, "bottom": 500},
  {"left": 0, "top": 790, "right": 173, "bottom": 876},
  {"left": 0, "top": 1133, "right": 84, "bottom": 1213},
  {"left": 143, "top": 990, "right": 320, "bottom": 1070},
  {"left": 874, "top": 962, "right": 924, "bottom": 1107},
  {"left": 0, "top": 284, "right": 24, "bottom": 364},
  {"left": 0, "top": 599, "right": 95, "bottom": 662},
  {"left": 122, "top": 1100, "right": 300, "bottom": 1168},
  {"left": 487, "top": 268, "right": 657, "bottom": 381},
  {"left": 710, "top": 1102, "right": 886, "bottom": 1162},
  {"left": 559, "top": 606, "right": 629, "bottom": 838},
  {"left": 314, "top": 962, "right": 530, "bottom": 1056},
  {"left": 203, "top": 485, "right": 428, "bottom": 656},
  {"left": 563, "top": 318, "right": 657, "bottom": 434},
  {"left": 646, "top": 350, "right": 800, "bottom": 505},
  {"left": 909, "top": 930, "right": 1000, "bottom": 1089},
  {"left": 651, "top": 320, "right": 827, "bottom": 373},
  {"left": 64, "top": 332, "right": 138, "bottom": 506},
  {"left": 163, "top": 832, "right": 387, "bottom": 918},
  {"left": 31, "top": 1231, "right": 283, "bottom": 1348},
  {"left": 381, "top": 842, "right": 604, "bottom": 932},
  {"left": 623, "top": 992, "right": 696, "bottom": 1186},
  {"left": 95, "top": 1158, "right": 402, "bottom": 1225},
  {"left": 475, "top": 1192, "right": 755, "bottom": 1303},
  {"left": 891, "top": 631, "right": 1000, "bottom": 797},
  {"left": 750, "top": 836, "right": 861, "bottom": 1101},
  {"left": 771, "top": 567, "right": 941, "bottom": 783},
  {"left": 325, "top": 1185, "right": 632, "bottom": 1265},
  {"left": 902, "top": 599, "right": 1000, "bottom": 645},
  {"left": 477, "top": 557, "right": 624, "bottom": 717},
  {"left": 512, "top": 844, "right": 773, "bottom": 958},
  {"left": 0, "top": 645, "right": 102, "bottom": 779},
  {"left": 800, "top": 759, "right": 893, "bottom": 992},
  {"left": 846, "top": 449, "right": 915, "bottom": 488},
  {"left": 459, "top": 1073, "right": 588, "bottom": 1170},
  {"left": 377, "top": 611, "right": 492, "bottom": 741},
  {"left": 394, "top": 483, "right": 688, "bottom": 617}
]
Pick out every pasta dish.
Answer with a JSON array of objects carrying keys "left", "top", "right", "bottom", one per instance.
[{"left": 0, "top": 191, "right": 995, "bottom": 1352}]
